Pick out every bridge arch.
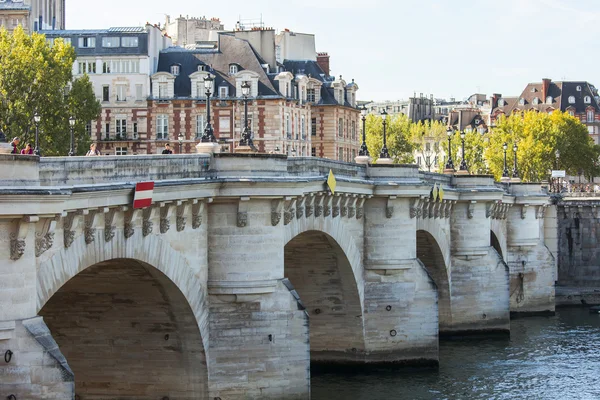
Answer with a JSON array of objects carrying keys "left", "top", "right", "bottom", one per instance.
[
  {"left": 37, "top": 234, "right": 209, "bottom": 398},
  {"left": 284, "top": 224, "right": 365, "bottom": 363},
  {"left": 416, "top": 229, "right": 452, "bottom": 332}
]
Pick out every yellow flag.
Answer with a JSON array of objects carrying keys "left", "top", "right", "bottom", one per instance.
[
  {"left": 433, "top": 183, "right": 439, "bottom": 201},
  {"left": 327, "top": 169, "right": 337, "bottom": 194},
  {"left": 438, "top": 185, "right": 444, "bottom": 202}
]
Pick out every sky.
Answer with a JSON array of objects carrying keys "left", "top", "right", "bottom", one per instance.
[{"left": 66, "top": 0, "right": 600, "bottom": 102}]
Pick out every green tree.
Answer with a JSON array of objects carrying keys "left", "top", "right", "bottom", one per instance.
[
  {"left": 440, "top": 130, "right": 489, "bottom": 175},
  {"left": 486, "top": 111, "right": 598, "bottom": 182},
  {"left": 67, "top": 75, "right": 102, "bottom": 155},
  {"left": 0, "top": 26, "right": 100, "bottom": 155},
  {"left": 365, "top": 113, "right": 414, "bottom": 164}
]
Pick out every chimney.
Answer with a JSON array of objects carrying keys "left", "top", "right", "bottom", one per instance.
[
  {"left": 542, "top": 78, "right": 551, "bottom": 102},
  {"left": 492, "top": 93, "right": 501, "bottom": 109},
  {"left": 316, "top": 52, "right": 330, "bottom": 77}
]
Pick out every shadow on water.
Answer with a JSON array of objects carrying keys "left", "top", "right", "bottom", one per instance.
[{"left": 311, "top": 309, "right": 600, "bottom": 400}]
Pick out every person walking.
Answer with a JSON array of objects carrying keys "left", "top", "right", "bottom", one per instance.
[
  {"left": 20, "top": 143, "right": 33, "bottom": 155},
  {"left": 162, "top": 143, "right": 173, "bottom": 154},
  {"left": 86, "top": 143, "right": 100, "bottom": 156},
  {"left": 10, "top": 137, "right": 20, "bottom": 154}
]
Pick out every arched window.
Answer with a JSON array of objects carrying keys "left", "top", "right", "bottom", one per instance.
[
  {"left": 576, "top": 85, "right": 582, "bottom": 91},
  {"left": 546, "top": 96, "right": 552, "bottom": 104},
  {"left": 584, "top": 96, "right": 591, "bottom": 104},
  {"left": 519, "top": 98, "right": 525, "bottom": 105},
  {"left": 532, "top": 97, "right": 539, "bottom": 105},
  {"left": 568, "top": 96, "right": 576, "bottom": 104},
  {"left": 229, "top": 64, "right": 238, "bottom": 75},
  {"left": 498, "top": 99, "right": 505, "bottom": 106}
]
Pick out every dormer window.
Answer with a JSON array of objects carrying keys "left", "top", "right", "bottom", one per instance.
[
  {"left": 498, "top": 99, "right": 505, "bottom": 106},
  {"left": 198, "top": 65, "right": 206, "bottom": 72},
  {"left": 519, "top": 98, "right": 525, "bottom": 105},
  {"left": 530, "top": 87, "right": 536, "bottom": 92},
  {"left": 219, "top": 86, "right": 229, "bottom": 99},
  {"left": 568, "top": 96, "right": 576, "bottom": 104},
  {"left": 229, "top": 64, "right": 238, "bottom": 75},
  {"left": 577, "top": 85, "right": 582, "bottom": 91},
  {"left": 584, "top": 96, "right": 591, "bottom": 104},
  {"left": 170, "top": 65, "right": 180, "bottom": 76},
  {"left": 532, "top": 97, "right": 540, "bottom": 105},
  {"left": 546, "top": 96, "right": 553, "bottom": 104}
]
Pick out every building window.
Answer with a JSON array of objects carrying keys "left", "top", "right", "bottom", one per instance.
[
  {"left": 133, "top": 122, "right": 138, "bottom": 138},
  {"left": 584, "top": 96, "right": 591, "bottom": 104},
  {"left": 338, "top": 118, "right": 343, "bottom": 137},
  {"left": 121, "top": 37, "right": 138, "bottom": 47},
  {"left": 102, "top": 85, "right": 109, "bottom": 102},
  {"left": 311, "top": 118, "right": 317, "bottom": 136},
  {"left": 569, "top": 96, "right": 576, "bottom": 104},
  {"left": 285, "top": 113, "right": 291, "bottom": 138},
  {"left": 577, "top": 85, "right": 582, "bottom": 92},
  {"left": 588, "top": 126, "right": 594, "bottom": 135},
  {"left": 587, "top": 110, "right": 594, "bottom": 122},
  {"left": 157, "top": 115, "right": 168, "bottom": 139},
  {"left": 135, "top": 84, "right": 143, "bottom": 101},
  {"left": 307, "top": 88, "right": 315, "bottom": 103},
  {"left": 219, "top": 86, "right": 229, "bottom": 99},
  {"left": 116, "top": 85, "right": 126, "bottom": 102},
  {"left": 546, "top": 96, "right": 552, "bottom": 104},
  {"left": 78, "top": 37, "right": 96, "bottom": 48},
  {"left": 170, "top": 65, "right": 180, "bottom": 76},
  {"left": 115, "top": 147, "right": 127, "bottom": 155},
  {"left": 105, "top": 123, "right": 110, "bottom": 139},
  {"left": 116, "top": 118, "right": 127, "bottom": 138},
  {"left": 519, "top": 98, "right": 525, "bottom": 105},
  {"left": 338, "top": 147, "right": 344, "bottom": 161},
  {"left": 498, "top": 99, "right": 505, "bottom": 106},
  {"left": 102, "top": 37, "right": 120, "bottom": 48},
  {"left": 568, "top": 110, "right": 574, "bottom": 117},
  {"left": 158, "top": 82, "right": 168, "bottom": 98},
  {"left": 229, "top": 64, "right": 238, "bottom": 74},
  {"left": 351, "top": 120, "right": 356, "bottom": 140},
  {"left": 85, "top": 121, "right": 92, "bottom": 137},
  {"left": 196, "top": 115, "right": 205, "bottom": 137},
  {"left": 532, "top": 97, "right": 539, "bottom": 105},
  {"left": 311, "top": 147, "right": 316, "bottom": 157},
  {"left": 102, "top": 59, "right": 140, "bottom": 74},
  {"left": 219, "top": 116, "right": 231, "bottom": 133},
  {"left": 198, "top": 65, "right": 206, "bottom": 72},
  {"left": 196, "top": 81, "right": 205, "bottom": 98},
  {"left": 301, "top": 116, "right": 306, "bottom": 140},
  {"left": 352, "top": 149, "right": 356, "bottom": 160},
  {"left": 78, "top": 60, "right": 96, "bottom": 74}
]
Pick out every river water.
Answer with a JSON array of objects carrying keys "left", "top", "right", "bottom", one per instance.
[{"left": 312, "top": 308, "right": 600, "bottom": 400}]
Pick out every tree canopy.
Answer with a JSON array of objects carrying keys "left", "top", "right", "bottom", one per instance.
[{"left": 0, "top": 26, "right": 101, "bottom": 155}]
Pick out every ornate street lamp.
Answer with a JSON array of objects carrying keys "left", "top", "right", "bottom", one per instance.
[
  {"left": 512, "top": 143, "right": 519, "bottom": 179},
  {"left": 239, "top": 81, "right": 253, "bottom": 147},
  {"left": 459, "top": 130, "right": 468, "bottom": 171},
  {"left": 178, "top": 132, "right": 184, "bottom": 154},
  {"left": 33, "top": 113, "right": 41, "bottom": 156},
  {"left": 502, "top": 142, "right": 509, "bottom": 178},
  {"left": 201, "top": 75, "right": 216, "bottom": 143},
  {"left": 379, "top": 110, "right": 390, "bottom": 159},
  {"left": 359, "top": 105, "right": 369, "bottom": 156},
  {"left": 445, "top": 128, "right": 454, "bottom": 171},
  {"left": 68, "top": 116, "right": 76, "bottom": 156}
]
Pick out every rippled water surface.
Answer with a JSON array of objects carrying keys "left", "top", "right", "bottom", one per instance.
[{"left": 312, "top": 309, "right": 600, "bottom": 400}]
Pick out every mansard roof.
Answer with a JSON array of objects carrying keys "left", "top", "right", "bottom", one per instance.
[{"left": 0, "top": 0, "right": 30, "bottom": 10}]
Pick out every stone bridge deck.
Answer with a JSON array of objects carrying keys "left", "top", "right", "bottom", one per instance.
[{"left": 0, "top": 153, "right": 556, "bottom": 399}]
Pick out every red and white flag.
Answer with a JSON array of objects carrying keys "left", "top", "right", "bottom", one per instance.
[{"left": 133, "top": 182, "right": 154, "bottom": 209}]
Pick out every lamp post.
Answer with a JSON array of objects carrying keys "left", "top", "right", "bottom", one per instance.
[
  {"left": 68, "top": 116, "right": 76, "bottom": 156},
  {"left": 502, "top": 142, "right": 509, "bottom": 178},
  {"left": 201, "top": 75, "right": 216, "bottom": 143},
  {"left": 458, "top": 130, "right": 468, "bottom": 171},
  {"left": 379, "top": 110, "right": 390, "bottom": 159},
  {"left": 512, "top": 143, "right": 519, "bottom": 179},
  {"left": 239, "top": 81, "right": 253, "bottom": 147},
  {"left": 359, "top": 105, "right": 369, "bottom": 156},
  {"left": 444, "top": 128, "right": 454, "bottom": 171},
  {"left": 33, "top": 113, "right": 41, "bottom": 156},
  {"left": 178, "top": 132, "right": 184, "bottom": 154}
]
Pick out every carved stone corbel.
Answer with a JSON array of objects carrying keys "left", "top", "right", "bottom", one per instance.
[
  {"left": 386, "top": 196, "right": 396, "bottom": 218},
  {"left": 284, "top": 198, "right": 297, "bottom": 225},
  {"left": 467, "top": 201, "right": 476, "bottom": 219},
  {"left": 521, "top": 204, "right": 529, "bottom": 220},
  {"left": 191, "top": 199, "right": 206, "bottom": 229},
  {"left": 10, "top": 215, "right": 38, "bottom": 260},
  {"left": 123, "top": 207, "right": 140, "bottom": 239},
  {"left": 340, "top": 195, "right": 349, "bottom": 217},
  {"left": 347, "top": 196, "right": 357, "bottom": 218},
  {"left": 433, "top": 201, "right": 441, "bottom": 219},
  {"left": 296, "top": 197, "right": 305, "bottom": 219},
  {"left": 445, "top": 201, "right": 454, "bottom": 219},
  {"left": 142, "top": 207, "right": 154, "bottom": 237},
  {"left": 332, "top": 196, "right": 341, "bottom": 218},
  {"left": 35, "top": 215, "right": 59, "bottom": 257},
  {"left": 356, "top": 196, "right": 366, "bottom": 219},
  {"left": 305, "top": 194, "right": 315, "bottom": 218},
  {"left": 271, "top": 199, "right": 284, "bottom": 226},
  {"left": 421, "top": 198, "right": 430, "bottom": 219},
  {"left": 84, "top": 209, "right": 100, "bottom": 245},
  {"left": 237, "top": 197, "right": 250, "bottom": 228},
  {"left": 176, "top": 201, "right": 189, "bottom": 232},
  {"left": 535, "top": 205, "right": 546, "bottom": 219},
  {"left": 159, "top": 202, "right": 174, "bottom": 233},
  {"left": 323, "top": 195, "right": 332, "bottom": 217},
  {"left": 63, "top": 211, "right": 78, "bottom": 248},
  {"left": 104, "top": 208, "right": 117, "bottom": 242},
  {"left": 315, "top": 195, "right": 324, "bottom": 218}
]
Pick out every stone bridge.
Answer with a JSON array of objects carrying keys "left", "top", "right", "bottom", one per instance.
[{"left": 0, "top": 153, "right": 556, "bottom": 399}]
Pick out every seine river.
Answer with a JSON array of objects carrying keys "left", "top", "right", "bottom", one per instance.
[{"left": 312, "top": 308, "right": 600, "bottom": 400}]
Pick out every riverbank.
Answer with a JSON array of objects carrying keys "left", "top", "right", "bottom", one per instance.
[{"left": 556, "top": 285, "right": 600, "bottom": 306}]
